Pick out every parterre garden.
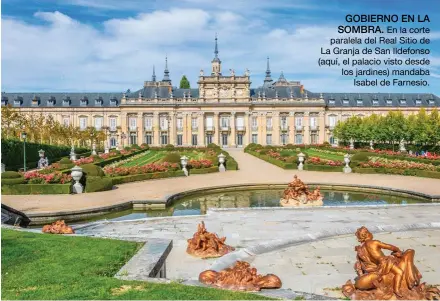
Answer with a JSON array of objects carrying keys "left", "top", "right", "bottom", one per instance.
[
  {"left": 245, "top": 143, "right": 440, "bottom": 178},
  {"left": 1, "top": 143, "right": 238, "bottom": 195}
]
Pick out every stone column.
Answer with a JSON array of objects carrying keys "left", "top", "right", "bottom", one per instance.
[
  {"left": 273, "top": 112, "right": 280, "bottom": 146},
  {"left": 198, "top": 112, "right": 204, "bottom": 146},
  {"left": 318, "top": 112, "right": 326, "bottom": 144},
  {"left": 244, "top": 112, "right": 250, "bottom": 146},
  {"left": 182, "top": 113, "right": 188, "bottom": 146},
  {"left": 169, "top": 112, "right": 176, "bottom": 146},
  {"left": 137, "top": 112, "right": 143, "bottom": 145},
  {"left": 289, "top": 112, "right": 295, "bottom": 144},
  {"left": 259, "top": 112, "right": 266, "bottom": 145},
  {"left": 213, "top": 112, "right": 220, "bottom": 145},
  {"left": 303, "top": 112, "right": 310, "bottom": 145},
  {"left": 230, "top": 112, "right": 236, "bottom": 147},
  {"left": 153, "top": 112, "right": 160, "bottom": 146},
  {"left": 121, "top": 113, "right": 127, "bottom": 146}
]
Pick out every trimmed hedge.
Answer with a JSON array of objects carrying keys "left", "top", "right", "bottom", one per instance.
[
  {"left": 190, "top": 166, "right": 218, "bottom": 174},
  {"left": 110, "top": 170, "right": 185, "bottom": 185},
  {"left": 1, "top": 139, "right": 88, "bottom": 171},
  {"left": 85, "top": 176, "right": 113, "bottom": 193},
  {"left": 2, "top": 171, "right": 22, "bottom": 179},
  {"left": 246, "top": 150, "right": 296, "bottom": 169},
  {"left": 81, "top": 164, "right": 105, "bottom": 177},
  {"left": 1, "top": 183, "right": 71, "bottom": 195},
  {"left": 1, "top": 177, "right": 26, "bottom": 185},
  {"left": 304, "top": 164, "right": 342, "bottom": 172}
]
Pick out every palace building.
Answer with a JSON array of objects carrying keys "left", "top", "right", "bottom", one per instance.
[{"left": 2, "top": 36, "right": 440, "bottom": 148}]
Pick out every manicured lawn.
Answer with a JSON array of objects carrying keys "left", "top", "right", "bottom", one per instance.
[
  {"left": 1, "top": 229, "right": 271, "bottom": 300},
  {"left": 122, "top": 151, "right": 166, "bottom": 167},
  {"left": 302, "top": 149, "right": 344, "bottom": 161}
]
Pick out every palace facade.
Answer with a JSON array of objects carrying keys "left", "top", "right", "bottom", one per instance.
[{"left": 2, "top": 37, "right": 440, "bottom": 148}]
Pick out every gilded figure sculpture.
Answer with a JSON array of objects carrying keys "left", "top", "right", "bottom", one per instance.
[
  {"left": 187, "top": 221, "right": 235, "bottom": 258},
  {"left": 42, "top": 220, "right": 75, "bottom": 234},
  {"left": 280, "top": 175, "right": 324, "bottom": 206},
  {"left": 199, "top": 261, "right": 282, "bottom": 291},
  {"left": 342, "top": 226, "right": 440, "bottom": 300}
]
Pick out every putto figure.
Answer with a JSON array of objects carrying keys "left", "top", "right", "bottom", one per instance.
[
  {"left": 342, "top": 226, "right": 440, "bottom": 300},
  {"left": 42, "top": 220, "right": 75, "bottom": 234},
  {"left": 187, "top": 221, "right": 235, "bottom": 258},
  {"left": 280, "top": 175, "right": 324, "bottom": 206},
  {"left": 199, "top": 261, "right": 282, "bottom": 291}
]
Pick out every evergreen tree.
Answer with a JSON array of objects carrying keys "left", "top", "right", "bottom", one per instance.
[{"left": 179, "top": 75, "right": 190, "bottom": 89}]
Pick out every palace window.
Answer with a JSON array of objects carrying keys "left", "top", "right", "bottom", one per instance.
[
  {"left": 310, "top": 116, "right": 317, "bottom": 129},
  {"left": 252, "top": 134, "right": 258, "bottom": 144},
  {"left": 94, "top": 117, "right": 103, "bottom": 130},
  {"left": 221, "top": 117, "right": 229, "bottom": 128},
  {"left": 192, "top": 117, "right": 198, "bottom": 129},
  {"left": 110, "top": 137, "right": 117, "bottom": 148},
  {"left": 177, "top": 118, "right": 183, "bottom": 130},
  {"left": 236, "top": 116, "right": 244, "bottom": 129},
  {"left": 145, "top": 117, "right": 153, "bottom": 130},
  {"left": 63, "top": 117, "right": 70, "bottom": 127},
  {"left": 160, "top": 117, "right": 168, "bottom": 130},
  {"left": 161, "top": 134, "right": 168, "bottom": 145},
  {"left": 252, "top": 116, "right": 258, "bottom": 130},
  {"left": 79, "top": 117, "right": 87, "bottom": 130},
  {"left": 295, "top": 116, "right": 303, "bottom": 129},
  {"left": 192, "top": 134, "right": 198, "bottom": 146},
  {"left": 177, "top": 134, "right": 183, "bottom": 146},
  {"left": 145, "top": 134, "right": 153, "bottom": 145},
  {"left": 109, "top": 117, "right": 117, "bottom": 131},
  {"left": 130, "top": 134, "right": 137, "bottom": 145},
  {"left": 129, "top": 117, "right": 137, "bottom": 131},
  {"left": 280, "top": 133, "right": 288, "bottom": 145},
  {"left": 266, "top": 134, "right": 272, "bottom": 145},
  {"left": 266, "top": 117, "right": 272, "bottom": 129},
  {"left": 311, "top": 133, "right": 318, "bottom": 144},
  {"left": 329, "top": 115, "right": 337, "bottom": 128},
  {"left": 206, "top": 134, "right": 213, "bottom": 145},
  {"left": 295, "top": 134, "right": 303, "bottom": 144}
]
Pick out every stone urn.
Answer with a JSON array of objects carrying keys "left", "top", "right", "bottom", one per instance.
[
  {"left": 71, "top": 165, "right": 84, "bottom": 194},
  {"left": 92, "top": 143, "right": 97, "bottom": 155},
  {"left": 180, "top": 155, "right": 189, "bottom": 177},
  {"left": 297, "top": 152, "right": 305, "bottom": 170},
  {"left": 343, "top": 153, "right": 352, "bottom": 173},
  {"left": 218, "top": 153, "right": 226, "bottom": 172}
]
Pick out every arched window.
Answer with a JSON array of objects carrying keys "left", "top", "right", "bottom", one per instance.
[{"left": 329, "top": 136, "right": 335, "bottom": 145}]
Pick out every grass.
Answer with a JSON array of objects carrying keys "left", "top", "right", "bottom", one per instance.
[
  {"left": 302, "top": 149, "right": 344, "bottom": 161},
  {"left": 2, "top": 229, "right": 272, "bottom": 300},
  {"left": 121, "top": 150, "right": 208, "bottom": 168}
]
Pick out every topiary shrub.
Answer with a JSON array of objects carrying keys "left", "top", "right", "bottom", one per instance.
[
  {"left": 59, "top": 157, "right": 72, "bottom": 164},
  {"left": 124, "top": 146, "right": 131, "bottom": 151},
  {"left": 350, "top": 152, "right": 370, "bottom": 166},
  {"left": 284, "top": 156, "right": 298, "bottom": 163},
  {"left": 111, "top": 150, "right": 121, "bottom": 155},
  {"left": 259, "top": 149, "right": 268, "bottom": 155},
  {"left": 161, "top": 152, "right": 181, "bottom": 164},
  {"left": 165, "top": 144, "right": 175, "bottom": 150},
  {"left": 131, "top": 144, "right": 141, "bottom": 149},
  {"left": 207, "top": 143, "right": 220, "bottom": 150},
  {"left": 323, "top": 141, "right": 331, "bottom": 147},
  {"left": 2, "top": 171, "right": 22, "bottom": 179},
  {"left": 285, "top": 144, "right": 295, "bottom": 149},
  {"left": 81, "top": 164, "right": 105, "bottom": 177},
  {"left": 141, "top": 143, "right": 149, "bottom": 149},
  {"left": 2, "top": 177, "right": 26, "bottom": 185},
  {"left": 85, "top": 176, "right": 113, "bottom": 193}
]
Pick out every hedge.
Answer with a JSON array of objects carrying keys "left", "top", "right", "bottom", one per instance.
[
  {"left": 353, "top": 167, "right": 440, "bottom": 179},
  {"left": 246, "top": 149, "right": 296, "bottom": 169},
  {"left": 1, "top": 139, "right": 89, "bottom": 171},
  {"left": 190, "top": 166, "right": 219, "bottom": 174},
  {"left": 304, "top": 164, "right": 343, "bottom": 172},
  {"left": 1, "top": 177, "right": 26, "bottom": 185},
  {"left": 1, "top": 183, "right": 71, "bottom": 195},
  {"left": 110, "top": 170, "right": 185, "bottom": 185},
  {"left": 93, "top": 149, "right": 148, "bottom": 167}
]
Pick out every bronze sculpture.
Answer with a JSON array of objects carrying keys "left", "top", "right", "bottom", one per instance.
[
  {"left": 280, "top": 175, "right": 324, "bottom": 206},
  {"left": 342, "top": 226, "right": 440, "bottom": 300},
  {"left": 199, "top": 261, "right": 282, "bottom": 291},
  {"left": 187, "top": 221, "right": 235, "bottom": 258},
  {"left": 42, "top": 220, "right": 75, "bottom": 234}
]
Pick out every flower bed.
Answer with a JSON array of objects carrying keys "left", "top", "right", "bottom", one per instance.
[
  {"left": 308, "top": 156, "right": 344, "bottom": 166},
  {"left": 103, "top": 162, "right": 180, "bottom": 177},
  {"left": 23, "top": 169, "right": 72, "bottom": 184},
  {"left": 308, "top": 148, "right": 347, "bottom": 157},
  {"left": 359, "top": 157, "right": 439, "bottom": 171},
  {"left": 188, "top": 159, "right": 213, "bottom": 169}
]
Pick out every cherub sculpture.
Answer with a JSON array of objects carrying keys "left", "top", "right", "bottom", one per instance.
[
  {"left": 187, "top": 221, "right": 234, "bottom": 258},
  {"left": 342, "top": 226, "right": 440, "bottom": 300},
  {"left": 280, "top": 175, "right": 323, "bottom": 206},
  {"left": 199, "top": 261, "right": 282, "bottom": 291}
]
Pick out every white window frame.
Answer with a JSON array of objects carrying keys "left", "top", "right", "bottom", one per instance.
[
  {"left": 79, "top": 117, "right": 87, "bottom": 130},
  {"left": 129, "top": 117, "right": 137, "bottom": 131}
]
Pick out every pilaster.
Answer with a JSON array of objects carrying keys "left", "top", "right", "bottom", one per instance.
[
  {"left": 230, "top": 111, "right": 236, "bottom": 147},
  {"left": 289, "top": 112, "right": 295, "bottom": 144},
  {"left": 137, "top": 112, "right": 143, "bottom": 145},
  {"left": 319, "top": 112, "right": 326, "bottom": 144},
  {"left": 169, "top": 112, "right": 176, "bottom": 145},
  {"left": 303, "top": 111, "right": 310, "bottom": 145},
  {"left": 153, "top": 112, "right": 159, "bottom": 146},
  {"left": 273, "top": 112, "right": 280, "bottom": 145},
  {"left": 213, "top": 112, "right": 220, "bottom": 145},
  {"left": 259, "top": 112, "right": 266, "bottom": 145},
  {"left": 198, "top": 112, "right": 204, "bottom": 146}
]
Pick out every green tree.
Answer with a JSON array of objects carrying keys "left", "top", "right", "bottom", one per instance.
[
  {"left": 427, "top": 108, "right": 440, "bottom": 146},
  {"left": 413, "top": 108, "right": 430, "bottom": 146},
  {"left": 179, "top": 75, "right": 190, "bottom": 89}
]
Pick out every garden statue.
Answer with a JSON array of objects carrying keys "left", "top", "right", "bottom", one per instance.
[
  {"left": 37, "top": 149, "right": 49, "bottom": 169},
  {"left": 350, "top": 138, "right": 355, "bottom": 150},
  {"left": 187, "top": 221, "right": 234, "bottom": 258},
  {"left": 1, "top": 163, "right": 5, "bottom": 173},
  {"left": 200, "top": 69, "right": 204, "bottom": 76},
  {"left": 280, "top": 175, "right": 323, "bottom": 207},
  {"left": 399, "top": 139, "right": 407, "bottom": 153},
  {"left": 342, "top": 226, "right": 440, "bottom": 300},
  {"left": 70, "top": 145, "right": 77, "bottom": 160},
  {"left": 199, "top": 261, "right": 282, "bottom": 291},
  {"left": 42, "top": 220, "right": 75, "bottom": 234}
]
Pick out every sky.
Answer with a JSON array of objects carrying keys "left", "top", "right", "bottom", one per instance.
[{"left": 1, "top": 0, "right": 440, "bottom": 94}]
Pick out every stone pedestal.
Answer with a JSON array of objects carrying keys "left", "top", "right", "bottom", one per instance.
[
  {"left": 71, "top": 166, "right": 84, "bottom": 194},
  {"left": 92, "top": 143, "right": 97, "bottom": 155},
  {"left": 343, "top": 154, "right": 352, "bottom": 173},
  {"left": 297, "top": 152, "right": 305, "bottom": 171}
]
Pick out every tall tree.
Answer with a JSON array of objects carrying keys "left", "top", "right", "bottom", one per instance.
[{"left": 179, "top": 75, "right": 190, "bottom": 89}]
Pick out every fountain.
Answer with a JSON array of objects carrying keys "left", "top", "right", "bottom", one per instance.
[
  {"left": 186, "top": 221, "right": 234, "bottom": 258},
  {"left": 280, "top": 175, "right": 323, "bottom": 206},
  {"left": 342, "top": 226, "right": 440, "bottom": 300},
  {"left": 199, "top": 261, "right": 282, "bottom": 291}
]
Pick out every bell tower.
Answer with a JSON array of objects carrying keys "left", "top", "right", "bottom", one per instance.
[{"left": 211, "top": 33, "right": 222, "bottom": 75}]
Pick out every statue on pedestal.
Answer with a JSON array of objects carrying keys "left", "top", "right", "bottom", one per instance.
[
  {"left": 37, "top": 149, "right": 49, "bottom": 169},
  {"left": 342, "top": 226, "right": 440, "bottom": 300},
  {"left": 42, "top": 220, "right": 75, "bottom": 234},
  {"left": 280, "top": 175, "right": 323, "bottom": 207},
  {"left": 199, "top": 261, "right": 282, "bottom": 291},
  {"left": 187, "top": 221, "right": 234, "bottom": 258}
]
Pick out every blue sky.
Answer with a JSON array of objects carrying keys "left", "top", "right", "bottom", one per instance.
[{"left": 2, "top": 0, "right": 440, "bottom": 94}]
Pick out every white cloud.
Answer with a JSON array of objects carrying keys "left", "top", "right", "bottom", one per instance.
[{"left": 1, "top": 8, "right": 439, "bottom": 94}]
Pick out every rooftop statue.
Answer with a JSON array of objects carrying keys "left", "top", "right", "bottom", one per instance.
[
  {"left": 342, "top": 226, "right": 440, "bottom": 300},
  {"left": 187, "top": 221, "right": 234, "bottom": 258},
  {"left": 199, "top": 261, "right": 282, "bottom": 291},
  {"left": 280, "top": 175, "right": 323, "bottom": 206},
  {"left": 42, "top": 220, "right": 75, "bottom": 234}
]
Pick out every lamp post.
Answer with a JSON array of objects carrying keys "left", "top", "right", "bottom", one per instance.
[{"left": 21, "top": 129, "right": 27, "bottom": 172}]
